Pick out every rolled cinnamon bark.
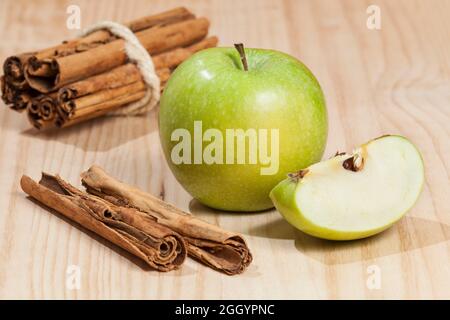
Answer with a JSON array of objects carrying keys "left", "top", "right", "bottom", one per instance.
[
  {"left": 21, "top": 173, "right": 187, "bottom": 272},
  {"left": 56, "top": 87, "right": 146, "bottom": 128},
  {"left": 1, "top": 7, "right": 218, "bottom": 130},
  {"left": 81, "top": 165, "right": 253, "bottom": 275},
  {"left": 27, "top": 94, "right": 58, "bottom": 129},
  {"left": 158, "top": 68, "right": 171, "bottom": 92},
  {"left": 57, "top": 64, "right": 143, "bottom": 104},
  {"left": 1, "top": 76, "right": 17, "bottom": 105},
  {"left": 153, "top": 36, "right": 218, "bottom": 69},
  {"left": 3, "top": 53, "right": 34, "bottom": 90},
  {"left": 57, "top": 36, "right": 218, "bottom": 104},
  {"left": 56, "top": 67, "right": 168, "bottom": 123},
  {"left": 54, "top": 68, "right": 165, "bottom": 127},
  {"left": 14, "top": 92, "right": 34, "bottom": 112},
  {"left": 51, "top": 36, "right": 218, "bottom": 127},
  {"left": 127, "top": 7, "right": 195, "bottom": 32},
  {"left": 25, "top": 17, "right": 210, "bottom": 92},
  {"left": 4, "top": 7, "right": 194, "bottom": 90},
  {"left": 1, "top": 76, "right": 35, "bottom": 111}
]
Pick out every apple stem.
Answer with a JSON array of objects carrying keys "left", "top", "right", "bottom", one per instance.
[{"left": 234, "top": 43, "right": 249, "bottom": 71}]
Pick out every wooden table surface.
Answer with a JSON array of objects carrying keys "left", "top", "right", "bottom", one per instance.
[{"left": 0, "top": 0, "right": 449, "bottom": 299}]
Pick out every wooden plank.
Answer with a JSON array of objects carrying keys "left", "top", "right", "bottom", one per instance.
[{"left": 0, "top": 0, "right": 448, "bottom": 299}]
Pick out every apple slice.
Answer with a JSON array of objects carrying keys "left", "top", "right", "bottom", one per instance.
[{"left": 270, "top": 135, "right": 424, "bottom": 240}]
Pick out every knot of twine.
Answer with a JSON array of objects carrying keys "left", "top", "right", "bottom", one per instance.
[{"left": 81, "top": 21, "right": 160, "bottom": 115}]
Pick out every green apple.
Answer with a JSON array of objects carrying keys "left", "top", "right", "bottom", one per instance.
[
  {"left": 270, "top": 135, "right": 425, "bottom": 240},
  {"left": 159, "top": 45, "right": 327, "bottom": 211}
]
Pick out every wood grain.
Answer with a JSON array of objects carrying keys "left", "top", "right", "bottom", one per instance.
[{"left": 0, "top": 0, "right": 449, "bottom": 299}]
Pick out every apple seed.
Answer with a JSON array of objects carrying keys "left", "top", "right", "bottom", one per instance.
[
  {"left": 288, "top": 169, "right": 309, "bottom": 181},
  {"left": 342, "top": 153, "right": 364, "bottom": 172}
]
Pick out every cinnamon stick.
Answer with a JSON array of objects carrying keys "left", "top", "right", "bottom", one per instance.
[
  {"left": 57, "top": 36, "right": 218, "bottom": 104},
  {"left": 6, "top": 7, "right": 194, "bottom": 89},
  {"left": 1, "top": 76, "right": 17, "bottom": 105},
  {"left": 51, "top": 36, "right": 217, "bottom": 127},
  {"left": 57, "top": 64, "right": 143, "bottom": 104},
  {"left": 81, "top": 165, "right": 253, "bottom": 275},
  {"left": 22, "top": 7, "right": 195, "bottom": 75},
  {"left": 1, "top": 7, "right": 218, "bottom": 130},
  {"left": 56, "top": 68, "right": 171, "bottom": 125},
  {"left": 158, "top": 68, "right": 172, "bottom": 92},
  {"left": 27, "top": 94, "right": 58, "bottom": 129},
  {"left": 56, "top": 89, "right": 146, "bottom": 128},
  {"left": 21, "top": 173, "right": 187, "bottom": 272},
  {"left": 2, "top": 53, "right": 34, "bottom": 90},
  {"left": 1, "top": 76, "right": 35, "bottom": 111},
  {"left": 127, "top": 7, "right": 195, "bottom": 32},
  {"left": 153, "top": 36, "right": 218, "bottom": 69},
  {"left": 25, "top": 17, "right": 210, "bottom": 92}
]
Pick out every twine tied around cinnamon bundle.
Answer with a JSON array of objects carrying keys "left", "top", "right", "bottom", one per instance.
[{"left": 81, "top": 21, "right": 160, "bottom": 116}]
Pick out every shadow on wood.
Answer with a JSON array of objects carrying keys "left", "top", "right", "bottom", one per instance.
[
  {"left": 240, "top": 211, "right": 450, "bottom": 265},
  {"left": 20, "top": 109, "right": 158, "bottom": 152},
  {"left": 294, "top": 216, "right": 450, "bottom": 265},
  {"left": 247, "top": 213, "right": 298, "bottom": 240},
  {"left": 188, "top": 198, "right": 272, "bottom": 234}
]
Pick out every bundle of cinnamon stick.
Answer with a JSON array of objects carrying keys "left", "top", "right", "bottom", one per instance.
[
  {"left": 1, "top": 7, "right": 218, "bottom": 129},
  {"left": 21, "top": 165, "right": 252, "bottom": 275}
]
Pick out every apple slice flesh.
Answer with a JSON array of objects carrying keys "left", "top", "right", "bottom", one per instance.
[{"left": 270, "top": 135, "right": 424, "bottom": 240}]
